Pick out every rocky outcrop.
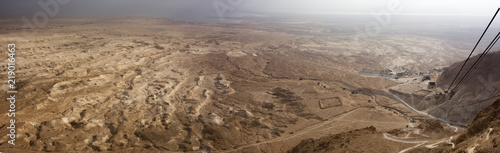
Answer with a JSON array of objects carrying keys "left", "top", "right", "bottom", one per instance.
[
  {"left": 452, "top": 99, "right": 500, "bottom": 152},
  {"left": 429, "top": 51, "right": 500, "bottom": 125}
]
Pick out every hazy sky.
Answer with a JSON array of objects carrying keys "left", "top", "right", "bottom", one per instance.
[
  {"left": 1, "top": 1, "right": 500, "bottom": 51},
  {"left": 1, "top": 0, "right": 499, "bottom": 19}
]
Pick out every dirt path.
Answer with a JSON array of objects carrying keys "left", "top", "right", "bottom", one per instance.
[
  {"left": 217, "top": 108, "right": 360, "bottom": 153},
  {"left": 382, "top": 91, "right": 462, "bottom": 152},
  {"left": 425, "top": 136, "right": 455, "bottom": 149},
  {"left": 383, "top": 133, "right": 429, "bottom": 144},
  {"left": 388, "top": 91, "right": 459, "bottom": 132},
  {"left": 467, "top": 128, "right": 493, "bottom": 153},
  {"left": 399, "top": 143, "right": 427, "bottom": 153},
  {"left": 383, "top": 132, "right": 428, "bottom": 153}
]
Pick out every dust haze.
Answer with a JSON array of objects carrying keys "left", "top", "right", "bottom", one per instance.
[{"left": 1, "top": 0, "right": 500, "bottom": 153}]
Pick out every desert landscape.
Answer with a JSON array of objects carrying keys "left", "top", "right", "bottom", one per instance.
[{"left": 0, "top": 15, "right": 496, "bottom": 153}]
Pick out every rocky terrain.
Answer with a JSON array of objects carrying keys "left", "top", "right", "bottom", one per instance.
[
  {"left": 289, "top": 126, "right": 410, "bottom": 153},
  {"left": 431, "top": 51, "right": 500, "bottom": 125},
  {"left": 452, "top": 99, "right": 500, "bottom": 152},
  {"left": 387, "top": 50, "right": 500, "bottom": 126},
  {"left": 0, "top": 17, "right": 476, "bottom": 152},
  {"left": 406, "top": 99, "right": 500, "bottom": 153},
  {"left": 289, "top": 99, "right": 500, "bottom": 153},
  {"left": 288, "top": 50, "right": 500, "bottom": 153}
]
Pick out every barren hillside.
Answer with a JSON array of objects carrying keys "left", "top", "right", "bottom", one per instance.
[
  {"left": 432, "top": 50, "right": 500, "bottom": 125},
  {"left": 0, "top": 18, "right": 473, "bottom": 152},
  {"left": 288, "top": 50, "right": 500, "bottom": 153}
]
